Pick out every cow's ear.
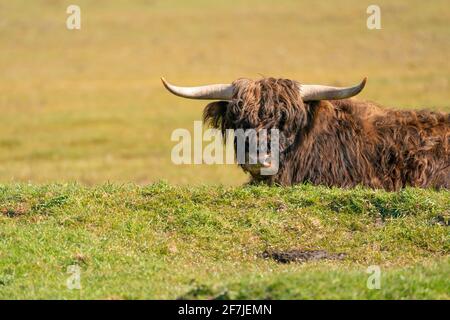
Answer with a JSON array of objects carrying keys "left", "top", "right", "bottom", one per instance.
[
  {"left": 302, "top": 100, "right": 335, "bottom": 129},
  {"left": 290, "top": 100, "right": 331, "bottom": 130},
  {"left": 317, "top": 100, "right": 335, "bottom": 110},
  {"left": 203, "top": 101, "right": 228, "bottom": 129}
]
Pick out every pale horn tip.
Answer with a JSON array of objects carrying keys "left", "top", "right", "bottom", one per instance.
[
  {"left": 161, "top": 77, "right": 170, "bottom": 90},
  {"left": 161, "top": 77, "right": 180, "bottom": 97},
  {"left": 160, "top": 77, "right": 234, "bottom": 100}
]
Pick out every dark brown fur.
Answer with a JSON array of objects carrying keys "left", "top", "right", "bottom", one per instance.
[{"left": 203, "top": 78, "right": 449, "bottom": 190}]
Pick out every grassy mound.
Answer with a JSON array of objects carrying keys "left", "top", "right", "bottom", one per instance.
[{"left": 0, "top": 183, "right": 448, "bottom": 299}]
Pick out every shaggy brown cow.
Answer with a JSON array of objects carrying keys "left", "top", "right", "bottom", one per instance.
[{"left": 162, "top": 77, "right": 449, "bottom": 191}]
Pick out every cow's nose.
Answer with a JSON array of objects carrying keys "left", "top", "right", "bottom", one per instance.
[
  {"left": 246, "top": 151, "right": 271, "bottom": 166},
  {"left": 260, "top": 154, "right": 272, "bottom": 167}
]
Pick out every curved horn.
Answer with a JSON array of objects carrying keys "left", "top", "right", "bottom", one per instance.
[
  {"left": 300, "top": 77, "right": 367, "bottom": 101},
  {"left": 161, "top": 77, "right": 234, "bottom": 100}
]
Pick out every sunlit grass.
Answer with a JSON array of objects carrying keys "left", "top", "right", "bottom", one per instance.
[{"left": 0, "top": 183, "right": 448, "bottom": 299}]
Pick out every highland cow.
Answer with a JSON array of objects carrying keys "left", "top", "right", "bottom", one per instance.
[{"left": 162, "top": 77, "right": 449, "bottom": 191}]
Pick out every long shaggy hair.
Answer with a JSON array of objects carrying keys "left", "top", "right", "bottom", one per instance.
[{"left": 204, "top": 78, "right": 449, "bottom": 190}]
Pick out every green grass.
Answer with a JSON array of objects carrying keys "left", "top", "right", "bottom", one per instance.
[{"left": 0, "top": 183, "right": 448, "bottom": 299}]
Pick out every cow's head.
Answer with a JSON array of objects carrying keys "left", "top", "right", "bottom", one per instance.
[{"left": 162, "top": 77, "right": 366, "bottom": 180}]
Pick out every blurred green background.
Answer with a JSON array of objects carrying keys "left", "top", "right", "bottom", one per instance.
[{"left": 0, "top": 0, "right": 449, "bottom": 185}]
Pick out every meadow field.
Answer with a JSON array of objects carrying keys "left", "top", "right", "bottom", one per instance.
[
  {"left": 0, "top": 0, "right": 449, "bottom": 299},
  {"left": 1, "top": 0, "right": 449, "bottom": 185}
]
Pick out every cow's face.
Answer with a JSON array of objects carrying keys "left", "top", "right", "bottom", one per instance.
[
  {"left": 203, "top": 78, "right": 308, "bottom": 177},
  {"left": 162, "top": 77, "right": 366, "bottom": 178}
]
